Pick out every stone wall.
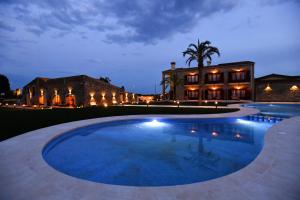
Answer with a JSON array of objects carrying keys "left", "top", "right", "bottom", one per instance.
[{"left": 255, "top": 81, "right": 300, "bottom": 102}]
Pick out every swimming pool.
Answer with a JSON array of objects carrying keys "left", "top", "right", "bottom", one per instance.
[
  {"left": 243, "top": 104, "right": 300, "bottom": 118},
  {"left": 43, "top": 118, "right": 272, "bottom": 186}
]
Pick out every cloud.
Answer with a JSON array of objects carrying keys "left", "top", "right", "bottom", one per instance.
[
  {"left": 0, "top": 0, "right": 237, "bottom": 44},
  {"left": 86, "top": 58, "right": 102, "bottom": 64},
  {"left": 0, "top": 21, "right": 16, "bottom": 32},
  {"left": 1, "top": 0, "right": 298, "bottom": 44},
  {"left": 260, "top": 0, "right": 300, "bottom": 5}
]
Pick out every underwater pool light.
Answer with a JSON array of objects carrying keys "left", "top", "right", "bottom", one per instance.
[{"left": 142, "top": 119, "right": 168, "bottom": 128}]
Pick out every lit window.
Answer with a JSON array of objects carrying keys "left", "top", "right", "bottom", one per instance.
[
  {"left": 186, "top": 74, "right": 198, "bottom": 83},
  {"left": 186, "top": 90, "right": 199, "bottom": 100},
  {"left": 231, "top": 71, "right": 247, "bottom": 81},
  {"left": 207, "top": 73, "right": 221, "bottom": 82}
]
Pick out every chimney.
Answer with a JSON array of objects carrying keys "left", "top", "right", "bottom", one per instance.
[{"left": 171, "top": 62, "right": 176, "bottom": 70}]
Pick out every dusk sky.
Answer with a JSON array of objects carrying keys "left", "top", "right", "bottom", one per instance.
[{"left": 0, "top": 0, "right": 299, "bottom": 93}]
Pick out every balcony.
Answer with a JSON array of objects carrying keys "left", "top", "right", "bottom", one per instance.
[
  {"left": 184, "top": 81, "right": 199, "bottom": 85},
  {"left": 184, "top": 74, "right": 199, "bottom": 85},
  {"left": 229, "top": 89, "right": 251, "bottom": 100},
  {"left": 228, "top": 71, "right": 250, "bottom": 83},
  {"left": 205, "top": 73, "right": 224, "bottom": 84},
  {"left": 204, "top": 89, "right": 224, "bottom": 100},
  {"left": 184, "top": 89, "right": 199, "bottom": 100}
]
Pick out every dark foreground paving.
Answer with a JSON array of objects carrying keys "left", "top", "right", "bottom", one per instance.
[{"left": 0, "top": 106, "right": 238, "bottom": 141}]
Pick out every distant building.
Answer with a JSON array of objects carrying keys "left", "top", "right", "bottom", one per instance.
[
  {"left": 22, "top": 75, "right": 136, "bottom": 107},
  {"left": 13, "top": 88, "right": 22, "bottom": 97},
  {"left": 255, "top": 74, "right": 300, "bottom": 102},
  {"left": 138, "top": 94, "right": 161, "bottom": 102},
  {"left": 161, "top": 61, "right": 255, "bottom": 101}
]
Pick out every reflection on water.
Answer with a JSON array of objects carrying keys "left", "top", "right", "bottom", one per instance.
[{"left": 43, "top": 118, "right": 272, "bottom": 186}]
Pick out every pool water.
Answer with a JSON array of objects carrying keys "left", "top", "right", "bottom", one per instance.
[
  {"left": 43, "top": 118, "right": 272, "bottom": 186},
  {"left": 243, "top": 104, "right": 300, "bottom": 118}
]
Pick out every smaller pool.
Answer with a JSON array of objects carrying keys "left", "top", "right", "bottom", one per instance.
[{"left": 243, "top": 104, "right": 300, "bottom": 118}]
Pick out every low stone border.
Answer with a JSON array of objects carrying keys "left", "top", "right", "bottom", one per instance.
[{"left": 1, "top": 106, "right": 299, "bottom": 200}]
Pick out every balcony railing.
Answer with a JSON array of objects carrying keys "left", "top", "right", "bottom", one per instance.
[
  {"left": 228, "top": 71, "right": 250, "bottom": 83},
  {"left": 184, "top": 81, "right": 199, "bottom": 85}
]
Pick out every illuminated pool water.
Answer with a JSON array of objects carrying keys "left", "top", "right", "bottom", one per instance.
[
  {"left": 243, "top": 104, "right": 300, "bottom": 118},
  {"left": 43, "top": 118, "right": 273, "bottom": 186}
]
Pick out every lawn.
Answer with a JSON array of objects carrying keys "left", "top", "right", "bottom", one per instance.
[{"left": 0, "top": 106, "right": 239, "bottom": 141}]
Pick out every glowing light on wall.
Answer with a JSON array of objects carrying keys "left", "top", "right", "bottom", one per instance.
[
  {"left": 68, "top": 87, "right": 72, "bottom": 95},
  {"left": 53, "top": 90, "right": 61, "bottom": 105},
  {"left": 89, "top": 92, "right": 97, "bottom": 106},
  {"left": 290, "top": 85, "right": 299, "bottom": 91},
  {"left": 211, "top": 69, "right": 218, "bottom": 74},
  {"left": 125, "top": 93, "right": 129, "bottom": 102},
  {"left": 112, "top": 92, "right": 117, "bottom": 104},
  {"left": 102, "top": 93, "right": 106, "bottom": 100},
  {"left": 264, "top": 84, "right": 272, "bottom": 92},
  {"left": 39, "top": 89, "right": 45, "bottom": 105},
  {"left": 234, "top": 69, "right": 242, "bottom": 72},
  {"left": 211, "top": 87, "right": 217, "bottom": 90},
  {"left": 29, "top": 90, "right": 32, "bottom": 99},
  {"left": 235, "top": 86, "right": 242, "bottom": 90}
]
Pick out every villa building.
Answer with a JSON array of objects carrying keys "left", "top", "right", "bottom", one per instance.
[
  {"left": 22, "top": 75, "right": 136, "bottom": 107},
  {"left": 161, "top": 61, "right": 255, "bottom": 101},
  {"left": 255, "top": 74, "right": 300, "bottom": 102}
]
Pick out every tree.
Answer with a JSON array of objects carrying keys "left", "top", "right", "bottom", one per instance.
[
  {"left": 183, "top": 40, "right": 220, "bottom": 101},
  {"left": 99, "top": 76, "right": 111, "bottom": 84},
  {"left": 160, "top": 71, "right": 182, "bottom": 100},
  {"left": 0, "top": 74, "right": 10, "bottom": 97}
]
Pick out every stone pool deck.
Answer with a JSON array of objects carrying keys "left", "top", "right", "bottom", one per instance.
[{"left": 0, "top": 106, "right": 299, "bottom": 200}]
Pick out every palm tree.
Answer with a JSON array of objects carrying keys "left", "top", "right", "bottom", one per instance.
[
  {"left": 183, "top": 40, "right": 220, "bottom": 102},
  {"left": 160, "top": 71, "right": 182, "bottom": 100}
]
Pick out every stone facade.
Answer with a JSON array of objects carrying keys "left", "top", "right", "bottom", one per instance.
[
  {"left": 162, "top": 61, "right": 255, "bottom": 101},
  {"left": 22, "top": 75, "right": 136, "bottom": 107},
  {"left": 255, "top": 74, "right": 300, "bottom": 102}
]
